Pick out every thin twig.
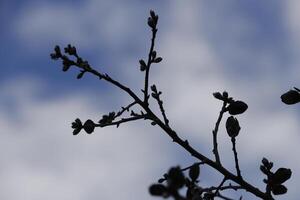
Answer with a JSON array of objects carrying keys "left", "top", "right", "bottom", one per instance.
[
  {"left": 202, "top": 184, "right": 243, "bottom": 193},
  {"left": 115, "top": 102, "right": 137, "bottom": 118},
  {"left": 217, "top": 193, "right": 235, "bottom": 200},
  {"left": 151, "top": 86, "right": 170, "bottom": 126},
  {"left": 231, "top": 137, "right": 242, "bottom": 178},
  {"left": 144, "top": 27, "right": 158, "bottom": 105},
  {"left": 212, "top": 101, "right": 227, "bottom": 165},
  {"left": 213, "top": 177, "right": 227, "bottom": 197},
  {"left": 96, "top": 115, "right": 148, "bottom": 128}
]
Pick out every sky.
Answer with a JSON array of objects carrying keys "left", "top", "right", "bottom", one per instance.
[{"left": 0, "top": 0, "right": 300, "bottom": 199}]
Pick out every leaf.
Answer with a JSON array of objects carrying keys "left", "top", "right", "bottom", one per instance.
[
  {"left": 272, "top": 168, "right": 292, "bottom": 184},
  {"left": 272, "top": 184, "right": 287, "bottom": 195},
  {"left": 227, "top": 101, "right": 248, "bottom": 115}
]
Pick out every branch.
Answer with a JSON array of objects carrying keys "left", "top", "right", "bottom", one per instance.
[
  {"left": 231, "top": 137, "right": 242, "bottom": 178},
  {"left": 202, "top": 183, "right": 243, "bottom": 193},
  {"left": 96, "top": 115, "right": 148, "bottom": 128},
  {"left": 151, "top": 85, "right": 169, "bottom": 127},
  {"left": 115, "top": 101, "right": 137, "bottom": 119},
  {"left": 213, "top": 177, "right": 227, "bottom": 197},
  {"left": 143, "top": 12, "right": 159, "bottom": 105},
  {"left": 212, "top": 100, "right": 227, "bottom": 165},
  {"left": 144, "top": 111, "right": 271, "bottom": 199}
]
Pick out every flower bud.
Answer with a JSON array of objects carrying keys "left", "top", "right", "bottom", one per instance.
[
  {"left": 213, "top": 92, "right": 223, "bottom": 100},
  {"left": 149, "top": 184, "right": 168, "bottom": 196},
  {"left": 83, "top": 119, "right": 95, "bottom": 134},
  {"left": 281, "top": 90, "right": 300, "bottom": 105},
  {"left": 226, "top": 116, "right": 240, "bottom": 138}
]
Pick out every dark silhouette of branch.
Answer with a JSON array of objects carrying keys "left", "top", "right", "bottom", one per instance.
[
  {"left": 212, "top": 98, "right": 227, "bottom": 165},
  {"left": 51, "top": 10, "right": 293, "bottom": 200},
  {"left": 151, "top": 85, "right": 169, "bottom": 127},
  {"left": 231, "top": 137, "right": 242, "bottom": 178}
]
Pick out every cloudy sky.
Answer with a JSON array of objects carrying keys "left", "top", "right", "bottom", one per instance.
[{"left": 1, "top": 0, "right": 300, "bottom": 199}]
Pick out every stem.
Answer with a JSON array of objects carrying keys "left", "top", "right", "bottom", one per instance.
[
  {"left": 212, "top": 101, "right": 227, "bottom": 165},
  {"left": 213, "top": 177, "right": 227, "bottom": 197},
  {"left": 96, "top": 115, "right": 148, "bottom": 128},
  {"left": 144, "top": 28, "right": 157, "bottom": 105},
  {"left": 231, "top": 137, "right": 242, "bottom": 178}
]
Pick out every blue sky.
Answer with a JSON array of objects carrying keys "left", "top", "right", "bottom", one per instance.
[{"left": 0, "top": 1, "right": 300, "bottom": 200}]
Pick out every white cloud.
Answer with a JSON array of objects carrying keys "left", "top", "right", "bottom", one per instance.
[{"left": 0, "top": 78, "right": 179, "bottom": 200}]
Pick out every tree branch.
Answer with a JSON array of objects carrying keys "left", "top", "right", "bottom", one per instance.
[
  {"left": 231, "top": 137, "right": 242, "bottom": 178},
  {"left": 212, "top": 101, "right": 227, "bottom": 165}
]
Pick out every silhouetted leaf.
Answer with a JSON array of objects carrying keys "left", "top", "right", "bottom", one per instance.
[
  {"left": 272, "top": 168, "right": 292, "bottom": 184},
  {"left": 272, "top": 184, "right": 287, "bottom": 195},
  {"left": 227, "top": 101, "right": 248, "bottom": 115}
]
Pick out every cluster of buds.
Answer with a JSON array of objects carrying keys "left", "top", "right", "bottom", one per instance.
[
  {"left": 98, "top": 112, "right": 116, "bottom": 125},
  {"left": 260, "top": 158, "right": 292, "bottom": 195},
  {"left": 71, "top": 118, "right": 96, "bottom": 135},
  {"left": 213, "top": 91, "right": 248, "bottom": 138},
  {"left": 150, "top": 164, "right": 203, "bottom": 199},
  {"left": 50, "top": 44, "right": 91, "bottom": 79},
  {"left": 148, "top": 10, "right": 158, "bottom": 29}
]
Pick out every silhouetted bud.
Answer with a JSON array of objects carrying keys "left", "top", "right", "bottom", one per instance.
[
  {"left": 50, "top": 53, "right": 59, "bottom": 60},
  {"left": 272, "top": 168, "right": 292, "bottom": 184},
  {"left": 149, "top": 184, "right": 168, "bottom": 196},
  {"left": 223, "top": 91, "right": 228, "bottom": 98},
  {"left": 83, "top": 119, "right": 95, "bottom": 134},
  {"left": 260, "top": 165, "right": 269, "bottom": 175},
  {"left": 77, "top": 70, "right": 85, "bottom": 79},
  {"left": 262, "top": 158, "right": 269, "bottom": 166},
  {"left": 50, "top": 45, "right": 62, "bottom": 60},
  {"left": 62, "top": 64, "right": 71, "bottom": 72},
  {"left": 151, "top": 85, "right": 157, "bottom": 92},
  {"left": 167, "top": 167, "right": 185, "bottom": 190},
  {"left": 281, "top": 90, "right": 300, "bottom": 105},
  {"left": 158, "top": 178, "right": 165, "bottom": 183},
  {"left": 71, "top": 118, "right": 83, "bottom": 135},
  {"left": 227, "top": 101, "right": 248, "bottom": 115},
  {"left": 226, "top": 116, "right": 240, "bottom": 138},
  {"left": 54, "top": 45, "right": 61, "bottom": 56},
  {"left": 151, "top": 51, "right": 157, "bottom": 59},
  {"left": 153, "top": 57, "right": 163, "bottom": 63},
  {"left": 147, "top": 17, "right": 155, "bottom": 28},
  {"left": 139, "top": 59, "right": 147, "bottom": 71},
  {"left": 213, "top": 92, "right": 223, "bottom": 100},
  {"left": 150, "top": 10, "right": 156, "bottom": 19},
  {"left": 64, "top": 44, "right": 77, "bottom": 55},
  {"left": 262, "top": 157, "right": 273, "bottom": 170},
  {"left": 189, "top": 163, "right": 200, "bottom": 182},
  {"left": 272, "top": 184, "right": 287, "bottom": 195}
]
